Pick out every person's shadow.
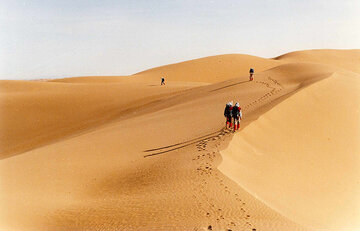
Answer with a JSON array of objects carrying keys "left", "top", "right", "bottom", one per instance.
[{"left": 143, "top": 129, "right": 228, "bottom": 158}]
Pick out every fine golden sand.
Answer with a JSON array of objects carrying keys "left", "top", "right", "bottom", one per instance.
[{"left": 1, "top": 49, "right": 359, "bottom": 231}]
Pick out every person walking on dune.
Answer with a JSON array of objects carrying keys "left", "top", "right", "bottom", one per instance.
[
  {"left": 161, "top": 77, "right": 166, "bottom": 85},
  {"left": 249, "top": 68, "right": 254, "bottom": 81},
  {"left": 224, "top": 101, "right": 233, "bottom": 128},
  {"left": 232, "top": 102, "right": 242, "bottom": 131}
]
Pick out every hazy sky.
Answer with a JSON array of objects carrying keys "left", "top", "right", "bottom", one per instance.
[{"left": 1, "top": 0, "right": 359, "bottom": 80}]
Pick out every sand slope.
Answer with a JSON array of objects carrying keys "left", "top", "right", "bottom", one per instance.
[
  {"left": 0, "top": 80, "right": 205, "bottom": 158},
  {"left": 0, "top": 53, "right": 283, "bottom": 157},
  {"left": 48, "top": 76, "right": 131, "bottom": 83},
  {"left": 134, "top": 54, "right": 282, "bottom": 83},
  {"left": 275, "top": 49, "right": 360, "bottom": 74},
  {"left": 220, "top": 70, "right": 360, "bottom": 231},
  {"left": 1, "top": 49, "right": 359, "bottom": 231}
]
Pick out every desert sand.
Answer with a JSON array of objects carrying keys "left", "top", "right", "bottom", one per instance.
[{"left": 0, "top": 49, "right": 359, "bottom": 231}]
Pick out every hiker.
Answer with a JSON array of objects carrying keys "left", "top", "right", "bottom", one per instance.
[
  {"left": 224, "top": 102, "right": 233, "bottom": 128},
  {"left": 232, "top": 102, "right": 242, "bottom": 131},
  {"left": 249, "top": 68, "right": 254, "bottom": 81},
  {"left": 161, "top": 77, "right": 165, "bottom": 85}
]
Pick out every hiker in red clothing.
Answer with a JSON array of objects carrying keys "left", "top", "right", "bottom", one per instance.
[
  {"left": 249, "top": 68, "right": 254, "bottom": 81},
  {"left": 232, "top": 102, "right": 242, "bottom": 131}
]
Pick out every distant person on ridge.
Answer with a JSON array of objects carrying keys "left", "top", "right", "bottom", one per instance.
[
  {"left": 232, "top": 102, "right": 242, "bottom": 131},
  {"left": 161, "top": 77, "right": 166, "bottom": 85},
  {"left": 224, "top": 102, "right": 233, "bottom": 128},
  {"left": 249, "top": 68, "right": 254, "bottom": 81}
]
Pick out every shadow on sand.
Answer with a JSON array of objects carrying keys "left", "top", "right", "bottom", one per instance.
[
  {"left": 209, "top": 80, "right": 249, "bottom": 92},
  {"left": 143, "top": 129, "right": 228, "bottom": 158}
]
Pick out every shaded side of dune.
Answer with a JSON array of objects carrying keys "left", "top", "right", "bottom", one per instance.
[{"left": 220, "top": 70, "right": 360, "bottom": 231}]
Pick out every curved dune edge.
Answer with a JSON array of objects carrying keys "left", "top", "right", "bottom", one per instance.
[
  {"left": 274, "top": 49, "right": 360, "bottom": 74},
  {"left": 219, "top": 71, "right": 360, "bottom": 231},
  {"left": 47, "top": 49, "right": 360, "bottom": 84},
  {"left": 49, "top": 54, "right": 283, "bottom": 84},
  {"left": 132, "top": 54, "right": 283, "bottom": 83}
]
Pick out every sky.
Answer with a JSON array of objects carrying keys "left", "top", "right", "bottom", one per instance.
[{"left": 1, "top": 0, "right": 360, "bottom": 80}]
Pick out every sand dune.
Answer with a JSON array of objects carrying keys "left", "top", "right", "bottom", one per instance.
[
  {"left": 134, "top": 54, "right": 283, "bottom": 83},
  {"left": 0, "top": 80, "right": 206, "bottom": 158},
  {"left": 50, "top": 54, "right": 282, "bottom": 84},
  {"left": 48, "top": 76, "right": 132, "bottom": 83},
  {"left": 220, "top": 70, "right": 360, "bottom": 231},
  {"left": 0, "top": 49, "right": 359, "bottom": 230},
  {"left": 275, "top": 49, "right": 360, "bottom": 74}
]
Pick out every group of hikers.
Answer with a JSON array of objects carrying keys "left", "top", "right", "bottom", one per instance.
[
  {"left": 224, "top": 101, "right": 242, "bottom": 131},
  {"left": 160, "top": 68, "right": 255, "bottom": 132},
  {"left": 222, "top": 68, "right": 253, "bottom": 131}
]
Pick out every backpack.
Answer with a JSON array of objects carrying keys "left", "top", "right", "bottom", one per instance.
[
  {"left": 224, "top": 105, "right": 231, "bottom": 117},
  {"left": 250, "top": 68, "right": 254, "bottom": 73},
  {"left": 232, "top": 106, "right": 240, "bottom": 118}
]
